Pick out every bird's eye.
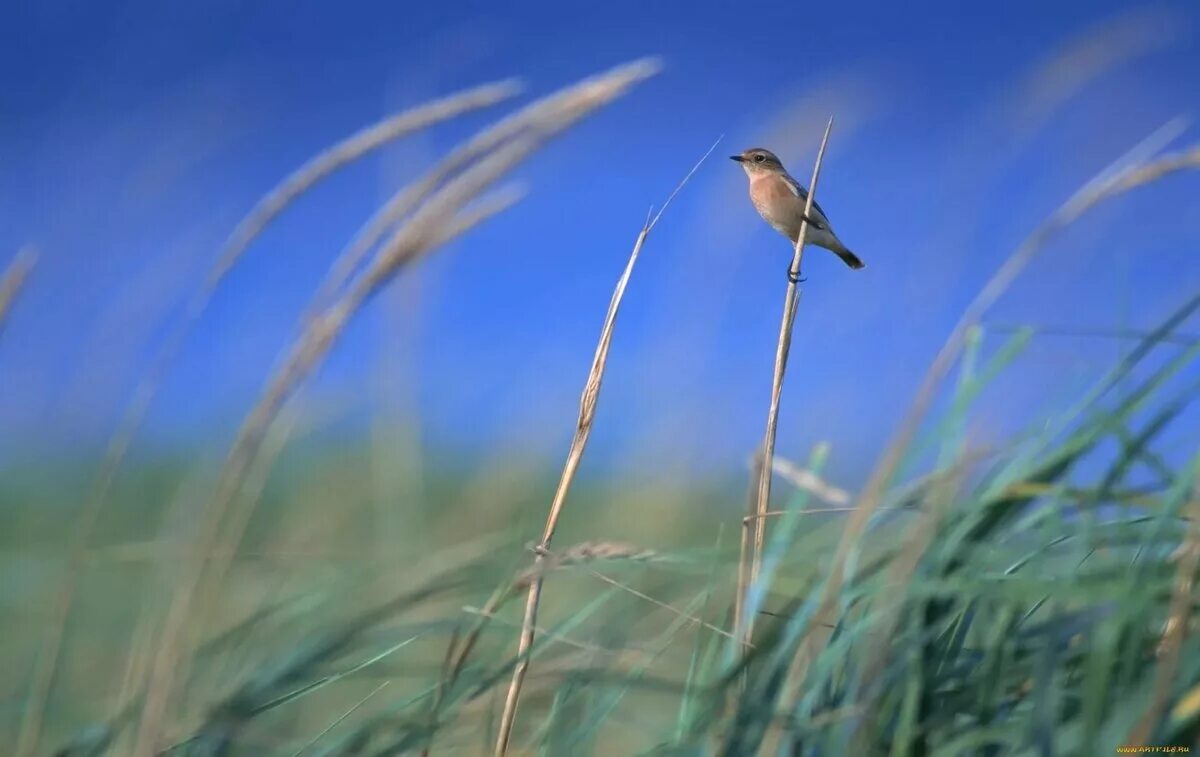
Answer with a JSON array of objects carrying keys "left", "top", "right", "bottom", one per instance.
[{"left": 753, "top": 154, "right": 766, "bottom": 163}]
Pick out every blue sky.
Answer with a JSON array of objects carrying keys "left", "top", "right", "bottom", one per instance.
[{"left": 2, "top": 0, "right": 1199, "bottom": 484}]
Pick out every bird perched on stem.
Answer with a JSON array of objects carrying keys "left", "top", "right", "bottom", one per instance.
[{"left": 731, "top": 147, "right": 865, "bottom": 280}]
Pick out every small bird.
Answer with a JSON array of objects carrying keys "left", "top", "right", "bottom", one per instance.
[{"left": 731, "top": 147, "right": 865, "bottom": 279}]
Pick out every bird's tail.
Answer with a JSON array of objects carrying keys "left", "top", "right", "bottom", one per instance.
[
  {"left": 818, "top": 231, "right": 866, "bottom": 269},
  {"left": 833, "top": 245, "right": 866, "bottom": 270}
]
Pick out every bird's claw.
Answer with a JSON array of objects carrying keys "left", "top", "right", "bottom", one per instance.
[{"left": 787, "top": 268, "right": 806, "bottom": 284}]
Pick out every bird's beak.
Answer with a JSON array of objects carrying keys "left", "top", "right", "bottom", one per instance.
[{"left": 729, "top": 155, "right": 745, "bottom": 162}]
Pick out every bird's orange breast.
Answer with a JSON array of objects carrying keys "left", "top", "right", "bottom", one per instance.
[{"left": 748, "top": 174, "right": 800, "bottom": 235}]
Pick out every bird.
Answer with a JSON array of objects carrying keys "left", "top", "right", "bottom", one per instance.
[{"left": 731, "top": 147, "right": 864, "bottom": 280}]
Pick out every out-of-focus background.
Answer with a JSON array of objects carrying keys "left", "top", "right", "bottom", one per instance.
[{"left": 4, "top": 1, "right": 1200, "bottom": 754}]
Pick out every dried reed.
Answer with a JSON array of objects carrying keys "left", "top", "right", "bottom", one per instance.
[
  {"left": 736, "top": 118, "right": 834, "bottom": 650},
  {"left": 444, "top": 539, "right": 667, "bottom": 704},
  {"left": 493, "top": 137, "right": 720, "bottom": 756},
  {"left": 15, "top": 82, "right": 520, "bottom": 757},
  {"left": 98, "top": 79, "right": 520, "bottom": 529},
  {"left": 204, "top": 60, "right": 670, "bottom": 588},
  {"left": 1129, "top": 473, "right": 1200, "bottom": 743},
  {"left": 311, "top": 69, "right": 674, "bottom": 313},
  {"left": 423, "top": 540, "right": 663, "bottom": 757},
  {"left": 127, "top": 59, "right": 660, "bottom": 756},
  {"left": 764, "top": 455, "right": 851, "bottom": 506},
  {"left": 0, "top": 246, "right": 37, "bottom": 335}
]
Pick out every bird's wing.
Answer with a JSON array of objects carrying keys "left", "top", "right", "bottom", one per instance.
[{"left": 781, "top": 173, "right": 830, "bottom": 227}]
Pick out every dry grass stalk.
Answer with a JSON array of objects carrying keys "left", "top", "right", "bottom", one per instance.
[
  {"left": 312, "top": 70, "right": 668, "bottom": 313},
  {"left": 738, "top": 117, "right": 835, "bottom": 650},
  {"left": 793, "top": 137, "right": 1200, "bottom": 676},
  {"left": 193, "top": 403, "right": 304, "bottom": 601},
  {"left": 493, "top": 137, "right": 720, "bottom": 756},
  {"left": 1130, "top": 474, "right": 1200, "bottom": 744},
  {"left": 767, "top": 455, "right": 852, "bottom": 505},
  {"left": 130, "top": 182, "right": 518, "bottom": 754},
  {"left": 15, "top": 82, "right": 521, "bottom": 757},
  {"left": 733, "top": 460, "right": 758, "bottom": 659},
  {"left": 0, "top": 245, "right": 37, "bottom": 334},
  {"left": 128, "top": 60, "right": 661, "bottom": 756},
  {"left": 513, "top": 541, "right": 660, "bottom": 589},
  {"left": 95, "top": 79, "right": 520, "bottom": 528},
  {"left": 206, "top": 80, "right": 522, "bottom": 289},
  {"left": 202, "top": 60, "right": 663, "bottom": 551},
  {"left": 424, "top": 541, "right": 664, "bottom": 757},
  {"left": 461, "top": 605, "right": 618, "bottom": 659},
  {"left": 4, "top": 246, "right": 45, "bottom": 755},
  {"left": 206, "top": 60, "right": 669, "bottom": 582},
  {"left": 585, "top": 568, "right": 739, "bottom": 642},
  {"left": 200, "top": 188, "right": 527, "bottom": 597}
]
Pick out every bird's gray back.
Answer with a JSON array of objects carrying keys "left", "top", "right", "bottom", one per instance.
[{"left": 781, "top": 172, "right": 830, "bottom": 226}]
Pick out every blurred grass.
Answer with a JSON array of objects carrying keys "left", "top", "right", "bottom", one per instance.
[
  {"left": 2, "top": 437, "right": 748, "bottom": 754},
  {"left": 3, "top": 59, "right": 1200, "bottom": 756},
  {"left": 7, "top": 300, "right": 1198, "bottom": 754}
]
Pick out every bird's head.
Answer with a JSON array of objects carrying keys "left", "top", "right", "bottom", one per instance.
[{"left": 730, "top": 147, "right": 785, "bottom": 176}]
